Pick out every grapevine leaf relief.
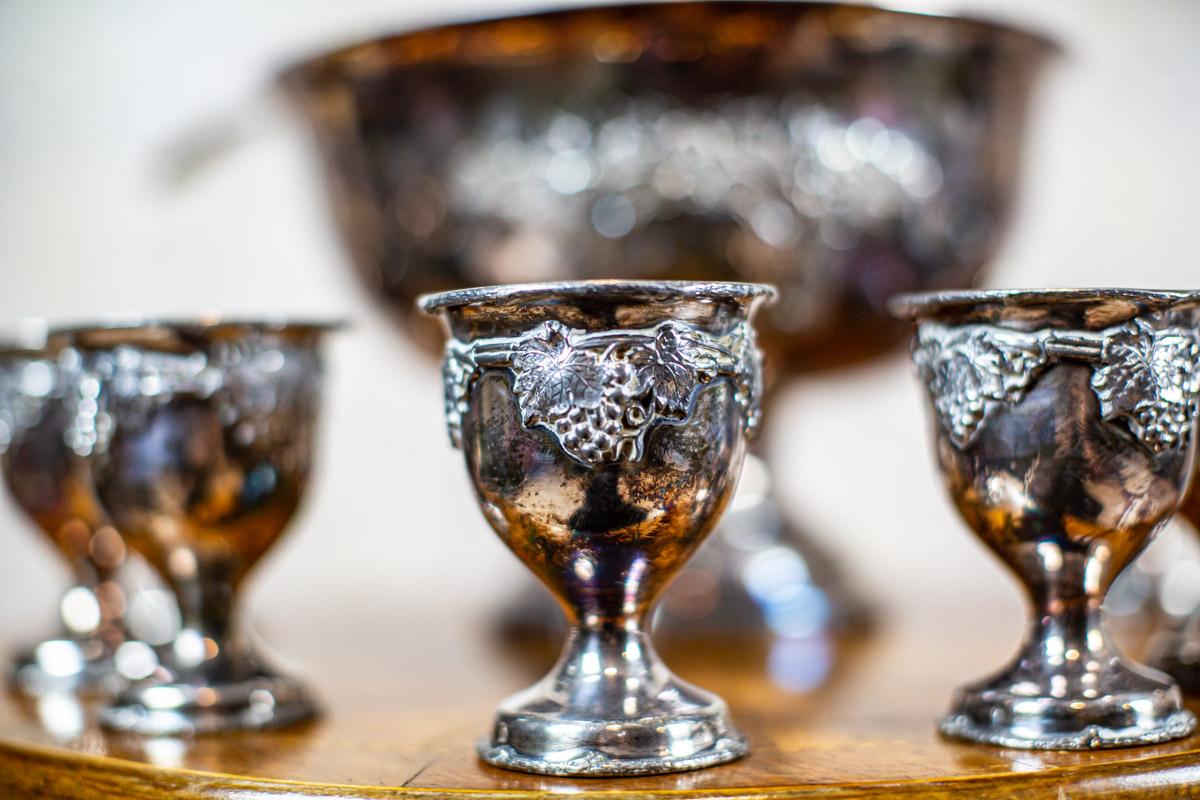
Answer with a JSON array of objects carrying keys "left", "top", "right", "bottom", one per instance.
[
  {"left": 1092, "top": 320, "right": 1200, "bottom": 453},
  {"left": 511, "top": 322, "right": 606, "bottom": 425},
  {"left": 627, "top": 322, "right": 703, "bottom": 416},
  {"left": 441, "top": 319, "right": 762, "bottom": 466},
  {"left": 912, "top": 323, "right": 1049, "bottom": 448},
  {"left": 913, "top": 319, "right": 1200, "bottom": 454}
]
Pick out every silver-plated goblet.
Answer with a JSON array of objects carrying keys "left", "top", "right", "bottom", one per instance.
[
  {"left": 894, "top": 288, "right": 1200, "bottom": 749},
  {"left": 0, "top": 338, "right": 135, "bottom": 696},
  {"left": 57, "top": 319, "right": 334, "bottom": 735},
  {"left": 282, "top": 2, "right": 1056, "bottom": 640},
  {"left": 420, "top": 280, "right": 773, "bottom": 776}
]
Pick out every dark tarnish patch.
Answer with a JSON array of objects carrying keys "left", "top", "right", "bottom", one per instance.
[{"left": 566, "top": 470, "right": 646, "bottom": 534}]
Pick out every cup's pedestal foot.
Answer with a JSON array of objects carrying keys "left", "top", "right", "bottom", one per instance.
[
  {"left": 940, "top": 667, "right": 1196, "bottom": 750},
  {"left": 480, "top": 688, "right": 746, "bottom": 777},
  {"left": 9, "top": 638, "right": 122, "bottom": 697},
  {"left": 99, "top": 673, "right": 317, "bottom": 735}
]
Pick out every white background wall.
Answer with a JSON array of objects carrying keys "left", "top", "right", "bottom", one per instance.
[{"left": 1, "top": 1, "right": 1198, "bottom": 645}]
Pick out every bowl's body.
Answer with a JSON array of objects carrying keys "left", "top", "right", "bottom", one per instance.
[{"left": 285, "top": 2, "right": 1055, "bottom": 375}]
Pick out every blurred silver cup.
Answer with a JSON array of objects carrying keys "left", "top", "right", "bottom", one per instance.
[
  {"left": 895, "top": 288, "right": 1200, "bottom": 749},
  {"left": 422, "top": 280, "right": 772, "bottom": 775},
  {"left": 0, "top": 335, "right": 135, "bottom": 696},
  {"left": 59, "top": 319, "right": 335, "bottom": 735},
  {"left": 283, "top": 2, "right": 1057, "bottom": 639}
]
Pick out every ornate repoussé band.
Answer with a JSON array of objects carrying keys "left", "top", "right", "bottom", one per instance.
[
  {"left": 440, "top": 319, "right": 764, "bottom": 466},
  {"left": 914, "top": 318, "right": 1200, "bottom": 452}
]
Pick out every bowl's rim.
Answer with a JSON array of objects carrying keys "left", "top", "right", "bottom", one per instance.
[
  {"left": 418, "top": 279, "right": 777, "bottom": 314},
  {"left": 279, "top": 0, "right": 1060, "bottom": 86},
  {"left": 49, "top": 316, "right": 348, "bottom": 343},
  {"left": 889, "top": 288, "right": 1200, "bottom": 320}
]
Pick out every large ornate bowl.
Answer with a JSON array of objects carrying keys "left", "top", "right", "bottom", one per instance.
[
  {"left": 281, "top": 1, "right": 1055, "bottom": 372},
  {"left": 281, "top": 1, "right": 1055, "bottom": 640}
]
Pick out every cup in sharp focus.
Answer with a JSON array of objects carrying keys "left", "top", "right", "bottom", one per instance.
[{"left": 421, "top": 280, "right": 774, "bottom": 775}]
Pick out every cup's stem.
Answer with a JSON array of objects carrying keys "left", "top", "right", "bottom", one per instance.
[
  {"left": 98, "top": 555, "right": 317, "bottom": 735},
  {"left": 941, "top": 558, "right": 1195, "bottom": 748},
  {"left": 170, "top": 559, "right": 240, "bottom": 652},
  {"left": 1021, "top": 594, "right": 1114, "bottom": 687},
  {"left": 554, "top": 618, "right": 665, "bottom": 710}
]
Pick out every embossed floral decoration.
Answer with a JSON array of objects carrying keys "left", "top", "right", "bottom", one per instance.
[
  {"left": 912, "top": 323, "right": 1048, "bottom": 448},
  {"left": 913, "top": 317, "right": 1200, "bottom": 454},
  {"left": 443, "top": 320, "right": 761, "bottom": 466},
  {"left": 1092, "top": 320, "right": 1200, "bottom": 453}
]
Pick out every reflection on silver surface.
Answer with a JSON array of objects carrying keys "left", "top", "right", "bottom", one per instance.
[
  {"left": 33, "top": 691, "right": 86, "bottom": 741},
  {"left": 57, "top": 320, "right": 335, "bottom": 735},
  {"left": 896, "top": 288, "right": 1200, "bottom": 750},
  {"left": 422, "top": 280, "right": 772, "bottom": 776}
]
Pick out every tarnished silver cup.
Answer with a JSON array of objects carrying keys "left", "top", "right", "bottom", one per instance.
[
  {"left": 283, "top": 2, "right": 1056, "bottom": 641},
  {"left": 57, "top": 319, "right": 335, "bottom": 735},
  {"left": 894, "top": 289, "right": 1200, "bottom": 749},
  {"left": 421, "top": 281, "right": 773, "bottom": 776},
  {"left": 0, "top": 337, "right": 135, "bottom": 696}
]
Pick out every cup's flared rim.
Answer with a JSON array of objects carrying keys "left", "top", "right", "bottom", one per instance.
[
  {"left": 418, "top": 280, "right": 777, "bottom": 315},
  {"left": 889, "top": 288, "right": 1199, "bottom": 321},
  {"left": 49, "top": 316, "right": 347, "bottom": 346},
  {"left": 280, "top": 1, "right": 1059, "bottom": 87}
]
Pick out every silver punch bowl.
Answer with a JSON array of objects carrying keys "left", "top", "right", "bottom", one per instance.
[{"left": 281, "top": 2, "right": 1056, "bottom": 640}]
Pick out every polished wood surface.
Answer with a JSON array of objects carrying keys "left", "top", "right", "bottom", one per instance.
[{"left": 2, "top": 605, "right": 1198, "bottom": 798}]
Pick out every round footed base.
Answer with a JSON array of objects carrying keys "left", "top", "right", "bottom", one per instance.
[
  {"left": 99, "top": 674, "right": 317, "bottom": 736},
  {"left": 940, "top": 682, "right": 1197, "bottom": 750},
  {"left": 479, "top": 710, "right": 747, "bottom": 777},
  {"left": 9, "top": 639, "right": 121, "bottom": 698},
  {"left": 479, "top": 736, "right": 746, "bottom": 777}
]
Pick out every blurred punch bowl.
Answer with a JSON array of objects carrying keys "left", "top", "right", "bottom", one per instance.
[
  {"left": 421, "top": 280, "right": 773, "bottom": 776},
  {"left": 894, "top": 289, "right": 1200, "bottom": 749},
  {"left": 57, "top": 319, "right": 336, "bottom": 735},
  {"left": 283, "top": 1, "right": 1056, "bottom": 639}
]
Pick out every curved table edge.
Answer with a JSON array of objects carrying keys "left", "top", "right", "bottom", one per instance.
[{"left": 4, "top": 736, "right": 1200, "bottom": 799}]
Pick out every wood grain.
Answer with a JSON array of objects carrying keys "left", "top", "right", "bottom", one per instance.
[{"left": 2, "top": 604, "right": 1198, "bottom": 798}]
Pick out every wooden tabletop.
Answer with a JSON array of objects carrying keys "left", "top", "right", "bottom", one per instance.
[{"left": 2, "top": 602, "right": 1198, "bottom": 799}]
